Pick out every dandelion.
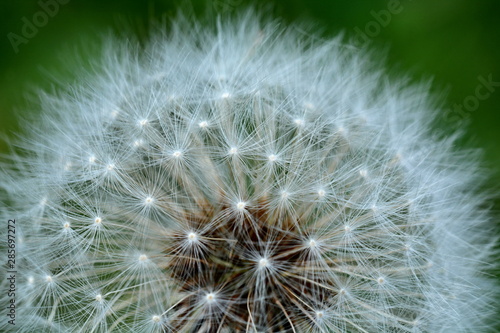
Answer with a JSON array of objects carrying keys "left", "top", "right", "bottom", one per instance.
[{"left": 0, "top": 10, "right": 498, "bottom": 333}]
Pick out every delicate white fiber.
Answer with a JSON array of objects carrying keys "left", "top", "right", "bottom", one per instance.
[{"left": 0, "top": 9, "right": 497, "bottom": 333}]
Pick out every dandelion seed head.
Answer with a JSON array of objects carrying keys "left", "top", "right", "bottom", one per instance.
[{"left": 1, "top": 8, "right": 497, "bottom": 333}]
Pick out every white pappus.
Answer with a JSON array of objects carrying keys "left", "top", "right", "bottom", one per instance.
[{"left": 0, "top": 9, "right": 498, "bottom": 333}]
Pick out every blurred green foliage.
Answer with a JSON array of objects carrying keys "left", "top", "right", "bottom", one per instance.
[{"left": 0, "top": 0, "right": 498, "bottom": 329}]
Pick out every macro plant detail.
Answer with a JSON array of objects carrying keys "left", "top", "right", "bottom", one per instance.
[{"left": 1, "top": 11, "right": 497, "bottom": 333}]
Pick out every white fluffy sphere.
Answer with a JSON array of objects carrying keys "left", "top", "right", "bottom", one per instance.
[{"left": 1, "top": 10, "right": 497, "bottom": 333}]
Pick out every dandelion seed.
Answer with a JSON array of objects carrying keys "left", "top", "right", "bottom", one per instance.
[
  {"left": 268, "top": 154, "right": 278, "bottom": 162},
  {"left": 236, "top": 201, "right": 246, "bottom": 210},
  {"left": 187, "top": 232, "right": 198, "bottom": 243},
  {"left": 294, "top": 118, "right": 305, "bottom": 127},
  {"left": 198, "top": 120, "right": 209, "bottom": 128},
  {"left": 258, "top": 257, "right": 269, "bottom": 269},
  {"left": 205, "top": 292, "right": 216, "bottom": 303},
  {"left": 171, "top": 150, "right": 182, "bottom": 158},
  {"left": 133, "top": 139, "right": 143, "bottom": 147},
  {"left": 359, "top": 169, "right": 368, "bottom": 178},
  {"left": 308, "top": 239, "right": 318, "bottom": 248}
]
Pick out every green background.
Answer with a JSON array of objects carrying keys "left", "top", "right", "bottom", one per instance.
[{"left": 0, "top": 0, "right": 499, "bottom": 330}]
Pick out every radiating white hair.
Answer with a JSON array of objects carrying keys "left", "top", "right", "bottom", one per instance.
[{"left": 0, "top": 9, "right": 497, "bottom": 333}]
